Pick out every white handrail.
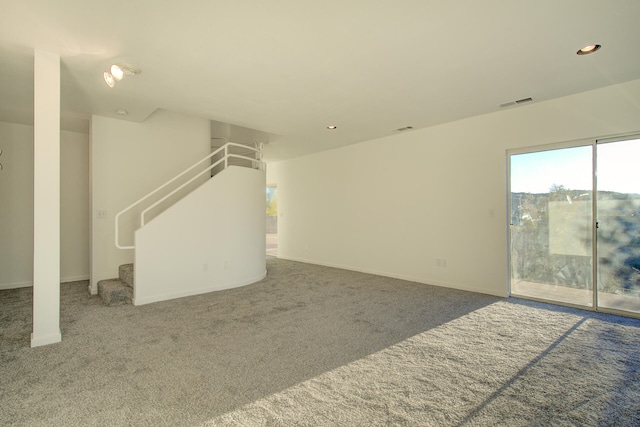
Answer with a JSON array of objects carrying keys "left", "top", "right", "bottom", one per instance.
[
  {"left": 140, "top": 153, "right": 262, "bottom": 227},
  {"left": 115, "top": 142, "right": 264, "bottom": 249}
]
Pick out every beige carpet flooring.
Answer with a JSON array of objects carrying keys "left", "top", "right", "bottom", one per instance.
[{"left": 1, "top": 257, "right": 639, "bottom": 426}]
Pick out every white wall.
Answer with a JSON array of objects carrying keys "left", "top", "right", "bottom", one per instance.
[
  {"left": 267, "top": 79, "right": 640, "bottom": 297},
  {"left": 134, "top": 166, "right": 266, "bottom": 305},
  {"left": 60, "top": 130, "right": 90, "bottom": 282},
  {"left": 90, "top": 109, "right": 210, "bottom": 292},
  {"left": 210, "top": 120, "right": 272, "bottom": 147},
  {"left": 0, "top": 122, "right": 34, "bottom": 288},
  {"left": 0, "top": 121, "right": 89, "bottom": 289}
]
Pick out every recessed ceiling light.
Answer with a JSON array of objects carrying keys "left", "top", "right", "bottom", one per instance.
[
  {"left": 577, "top": 44, "right": 601, "bottom": 55},
  {"left": 327, "top": 125, "right": 337, "bottom": 130}
]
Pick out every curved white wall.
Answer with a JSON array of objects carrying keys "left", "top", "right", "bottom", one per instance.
[{"left": 134, "top": 166, "right": 266, "bottom": 305}]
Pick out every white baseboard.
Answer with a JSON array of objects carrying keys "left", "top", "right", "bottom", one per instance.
[
  {"left": 0, "top": 281, "right": 33, "bottom": 290},
  {"left": 133, "top": 270, "right": 267, "bottom": 306},
  {"left": 277, "top": 255, "right": 507, "bottom": 298},
  {"left": 31, "top": 330, "right": 62, "bottom": 348},
  {"left": 61, "top": 275, "right": 90, "bottom": 283},
  {"left": 88, "top": 283, "right": 98, "bottom": 295},
  {"left": 0, "top": 275, "right": 90, "bottom": 290}
]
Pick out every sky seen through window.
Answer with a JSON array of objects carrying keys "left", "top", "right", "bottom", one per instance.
[{"left": 510, "top": 139, "right": 640, "bottom": 195}]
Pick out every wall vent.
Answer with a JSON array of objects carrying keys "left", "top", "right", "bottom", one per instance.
[{"left": 500, "top": 97, "right": 534, "bottom": 108}]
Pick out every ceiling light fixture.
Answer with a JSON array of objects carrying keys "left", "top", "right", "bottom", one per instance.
[
  {"left": 110, "top": 64, "right": 125, "bottom": 81},
  {"left": 577, "top": 44, "right": 601, "bottom": 55},
  {"left": 116, "top": 109, "right": 129, "bottom": 116},
  {"left": 103, "top": 71, "right": 115, "bottom": 88},
  {"left": 327, "top": 125, "right": 337, "bottom": 130},
  {"left": 103, "top": 64, "right": 141, "bottom": 88}
]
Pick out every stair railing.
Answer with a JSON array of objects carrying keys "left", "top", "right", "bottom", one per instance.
[{"left": 115, "top": 142, "right": 264, "bottom": 249}]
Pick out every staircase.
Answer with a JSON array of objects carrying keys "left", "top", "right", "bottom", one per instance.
[
  {"left": 97, "top": 264, "right": 134, "bottom": 306},
  {"left": 98, "top": 141, "right": 266, "bottom": 307}
]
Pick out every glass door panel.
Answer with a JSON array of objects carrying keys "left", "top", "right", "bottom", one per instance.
[
  {"left": 510, "top": 146, "right": 593, "bottom": 307},
  {"left": 596, "top": 138, "right": 640, "bottom": 314}
]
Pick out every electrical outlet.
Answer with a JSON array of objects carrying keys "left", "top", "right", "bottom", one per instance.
[
  {"left": 224, "top": 260, "right": 229, "bottom": 270},
  {"left": 97, "top": 209, "right": 107, "bottom": 219}
]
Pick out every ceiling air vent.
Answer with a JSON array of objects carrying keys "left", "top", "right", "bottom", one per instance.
[
  {"left": 516, "top": 97, "right": 533, "bottom": 104},
  {"left": 395, "top": 126, "right": 414, "bottom": 132},
  {"left": 500, "top": 97, "right": 534, "bottom": 108}
]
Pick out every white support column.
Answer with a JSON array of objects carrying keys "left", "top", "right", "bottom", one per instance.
[{"left": 31, "top": 49, "right": 61, "bottom": 347}]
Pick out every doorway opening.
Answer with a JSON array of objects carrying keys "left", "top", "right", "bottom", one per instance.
[{"left": 266, "top": 185, "right": 278, "bottom": 256}]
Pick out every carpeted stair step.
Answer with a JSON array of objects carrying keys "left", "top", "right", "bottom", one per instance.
[
  {"left": 96, "top": 263, "right": 134, "bottom": 306},
  {"left": 119, "top": 263, "right": 134, "bottom": 287},
  {"left": 97, "top": 278, "right": 133, "bottom": 306}
]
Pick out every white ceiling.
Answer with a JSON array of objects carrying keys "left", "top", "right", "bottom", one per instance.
[{"left": 1, "top": 0, "right": 640, "bottom": 161}]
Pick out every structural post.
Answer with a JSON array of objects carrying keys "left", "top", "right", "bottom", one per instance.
[{"left": 31, "top": 49, "right": 61, "bottom": 347}]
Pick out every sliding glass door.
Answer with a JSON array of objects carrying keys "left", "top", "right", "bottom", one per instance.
[
  {"left": 510, "top": 145, "right": 594, "bottom": 308},
  {"left": 509, "top": 136, "right": 640, "bottom": 316},
  {"left": 596, "top": 138, "right": 640, "bottom": 313}
]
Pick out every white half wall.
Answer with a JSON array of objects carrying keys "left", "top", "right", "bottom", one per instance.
[
  {"left": 90, "top": 109, "right": 211, "bottom": 293},
  {"left": 134, "top": 166, "right": 266, "bottom": 305},
  {"left": 266, "top": 79, "right": 640, "bottom": 297},
  {"left": 0, "top": 123, "right": 89, "bottom": 289}
]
